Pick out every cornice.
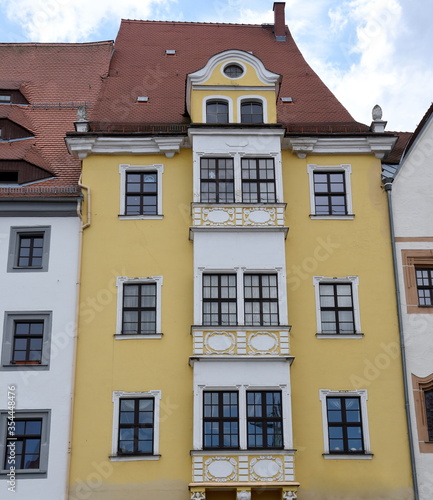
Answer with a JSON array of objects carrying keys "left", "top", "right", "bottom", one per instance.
[
  {"left": 285, "top": 135, "right": 398, "bottom": 159},
  {"left": 65, "top": 135, "right": 186, "bottom": 159}
]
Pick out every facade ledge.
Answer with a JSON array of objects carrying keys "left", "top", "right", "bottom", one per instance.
[
  {"left": 114, "top": 333, "right": 163, "bottom": 340},
  {"left": 285, "top": 136, "right": 397, "bottom": 159},
  {"left": 309, "top": 214, "right": 355, "bottom": 220},
  {"left": 190, "top": 226, "right": 289, "bottom": 240},
  {"left": 189, "top": 355, "right": 294, "bottom": 366},
  {"left": 316, "top": 333, "right": 364, "bottom": 339},
  {"left": 118, "top": 215, "right": 164, "bottom": 220},
  {"left": 65, "top": 135, "right": 186, "bottom": 159},
  {"left": 109, "top": 455, "right": 161, "bottom": 462}
]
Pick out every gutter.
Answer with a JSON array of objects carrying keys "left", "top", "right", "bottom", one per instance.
[{"left": 382, "top": 177, "right": 419, "bottom": 500}]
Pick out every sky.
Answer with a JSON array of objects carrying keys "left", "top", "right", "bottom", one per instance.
[{"left": 0, "top": 0, "right": 431, "bottom": 132}]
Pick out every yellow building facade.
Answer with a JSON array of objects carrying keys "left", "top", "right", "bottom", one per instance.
[{"left": 66, "top": 4, "right": 414, "bottom": 500}]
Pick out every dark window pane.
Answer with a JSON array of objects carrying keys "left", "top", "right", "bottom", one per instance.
[
  {"left": 313, "top": 171, "right": 347, "bottom": 215},
  {"left": 125, "top": 172, "right": 158, "bottom": 215},
  {"left": 118, "top": 398, "right": 154, "bottom": 455},
  {"left": 319, "top": 283, "right": 355, "bottom": 334}
]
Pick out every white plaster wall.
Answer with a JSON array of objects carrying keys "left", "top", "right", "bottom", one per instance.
[
  {"left": 0, "top": 216, "right": 80, "bottom": 499},
  {"left": 392, "top": 115, "right": 433, "bottom": 238}
]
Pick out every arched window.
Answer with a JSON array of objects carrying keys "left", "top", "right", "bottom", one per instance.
[
  {"left": 241, "top": 100, "right": 263, "bottom": 124},
  {"left": 206, "top": 100, "right": 229, "bottom": 124}
]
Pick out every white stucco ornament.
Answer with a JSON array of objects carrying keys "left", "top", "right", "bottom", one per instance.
[
  {"left": 246, "top": 209, "right": 272, "bottom": 224},
  {"left": 206, "top": 210, "right": 231, "bottom": 224},
  {"left": 206, "top": 331, "right": 235, "bottom": 352},
  {"left": 206, "top": 457, "right": 237, "bottom": 480},
  {"left": 372, "top": 104, "right": 382, "bottom": 121},
  {"left": 237, "top": 490, "right": 251, "bottom": 500},
  {"left": 250, "top": 457, "right": 282, "bottom": 480},
  {"left": 249, "top": 332, "right": 277, "bottom": 353}
]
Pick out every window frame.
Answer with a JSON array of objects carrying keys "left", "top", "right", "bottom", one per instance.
[
  {"left": 0, "top": 410, "right": 50, "bottom": 478},
  {"left": 319, "top": 389, "right": 372, "bottom": 459},
  {"left": 202, "top": 274, "right": 237, "bottom": 326},
  {"left": 401, "top": 251, "right": 433, "bottom": 313},
  {"left": 115, "top": 277, "right": 163, "bottom": 339},
  {"left": 246, "top": 390, "right": 283, "bottom": 450},
  {"left": 199, "top": 270, "right": 284, "bottom": 327},
  {"left": 119, "top": 164, "right": 164, "bottom": 219},
  {"left": 7, "top": 226, "right": 51, "bottom": 273},
  {"left": 1, "top": 312, "right": 52, "bottom": 370},
  {"left": 412, "top": 373, "right": 433, "bottom": 453},
  {"left": 205, "top": 100, "right": 229, "bottom": 124},
  {"left": 307, "top": 164, "right": 353, "bottom": 219},
  {"left": 241, "top": 157, "right": 276, "bottom": 203},
  {"left": 200, "top": 157, "right": 235, "bottom": 203},
  {"left": 237, "top": 96, "right": 267, "bottom": 124},
  {"left": 313, "top": 276, "right": 362, "bottom": 338},
  {"left": 202, "top": 96, "right": 234, "bottom": 123},
  {"left": 203, "top": 391, "right": 239, "bottom": 450},
  {"left": 244, "top": 274, "right": 279, "bottom": 326},
  {"left": 110, "top": 391, "right": 161, "bottom": 461}
]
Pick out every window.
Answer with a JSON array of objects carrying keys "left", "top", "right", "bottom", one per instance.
[
  {"left": 119, "top": 164, "right": 163, "bottom": 219},
  {"left": 203, "top": 391, "right": 239, "bottom": 449},
  {"left": 241, "top": 158, "right": 276, "bottom": 203},
  {"left": 241, "top": 101, "right": 263, "bottom": 124},
  {"left": 111, "top": 391, "right": 161, "bottom": 461},
  {"left": 203, "top": 274, "right": 237, "bottom": 326},
  {"left": 118, "top": 398, "right": 154, "bottom": 455},
  {"left": 122, "top": 283, "right": 156, "bottom": 334},
  {"left": 116, "top": 277, "right": 162, "bottom": 339},
  {"left": 244, "top": 274, "right": 279, "bottom": 326},
  {"left": 200, "top": 158, "right": 234, "bottom": 203},
  {"left": 313, "top": 277, "right": 361, "bottom": 337},
  {"left": 412, "top": 373, "right": 433, "bottom": 452},
  {"left": 0, "top": 95, "right": 11, "bottom": 103},
  {"left": 1, "top": 312, "right": 52, "bottom": 370},
  {"left": 206, "top": 100, "right": 229, "bottom": 124},
  {"left": 415, "top": 269, "right": 433, "bottom": 306},
  {"left": 223, "top": 64, "right": 244, "bottom": 78},
  {"left": 7, "top": 226, "right": 51, "bottom": 273},
  {"left": 0, "top": 410, "right": 50, "bottom": 476},
  {"left": 307, "top": 164, "right": 353, "bottom": 219},
  {"left": 247, "top": 391, "right": 283, "bottom": 449},
  {"left": 319, "top": 389, "right": 371, "bottom": 459}
]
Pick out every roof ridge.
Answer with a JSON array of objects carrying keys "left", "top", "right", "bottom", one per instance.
[
  {"left": 0, "top": 41, "right": 114, "bottom": 47},
  {"left": 120, "top": 19, "right": 266, "bottom": 27}
]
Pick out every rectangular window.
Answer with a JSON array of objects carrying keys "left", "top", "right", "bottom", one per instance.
[
  {"left": 412, "top": 374, "right": 433, "bottom": 452},
  {"left": 326, "top": 397, "right": 364, "bottom": 454},
  {"left": 122, "top": 283, "right": 157, "bottom": 335},
  {"left": 244, "top": 274, "right": 279, "bottom": 326},
  {"left": 202, "top": 274, "right": 237, "bottom": 326},
  {"left": 203, "top": 391, "right": 239, "bottom": 449},
  {"left": 247, "top": 391, "right": 283, "bottom": 449},
  {"left": 313, "top": 172, "right": 347, "bottom": 215},
  {"left": 125, "top": 172, "right": 157, "bottom": 216},
  {"left": 415, "top": 269, "right": 433, "bottom": 306},
  {"left": 200, "top": 158, "right": 234, "bottom": 203},
  {"left": 241, "top": 158, "right": 276, "bottom": 203},
  {"left": 116, "top": 277, "right": 162, "bottom": 339},
  {"left": 319, "top": 283, "right": 355, "bottom": 334},
  {"left": 118, "top": 398, "right": 154, "bottom": 456},
  {"left": 0, "top": 410, "right": 50, "bottom": 476},
  {"left": 7, "top": 226, "right": 51, "bottom": 273},
  {"left": 1, "top": 312, "right": 52, "bottom": 370},
  {"left": 425, "top": 389, "right": 433, "bottom": 442}
]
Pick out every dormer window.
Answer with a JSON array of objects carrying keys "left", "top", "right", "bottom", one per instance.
[
  {"left": 0, "top": 95, "right": 11, "bottom": 103},
  {"left": 241, "top": 100, "right": 263, "bottom": 124},
  {"left": 223, "top": 64, "right": 243, "bottom": 79},
  {"left": 206, "top": 100, "right": 229, "bottom": 124}
]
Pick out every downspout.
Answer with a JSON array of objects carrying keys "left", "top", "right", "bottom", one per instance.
[
  {"left": 65, "top": 177, "right": 91, "bottom": 499},
  {"left": 383, "top": 177, "right": 419, "bottom": 500}
]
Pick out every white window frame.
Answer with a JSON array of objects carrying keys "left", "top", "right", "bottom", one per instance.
[
  {"left": 119, "top": 164, "right": 164, "bottom": 220},
  {"left": 194, "top": 152, "right": 283, "bottom": 203},
  {"left": 307, "top": 164, "right": 353, "bottom": 219},
  {"left": 203, "top": 95, "right": 234, "bottom": 124},
  {"left": 194, "top": 384, "right": 291, "bottom": 450},
  {"left": 237, "top": 96, "right": 267, "bottom": 124},
  {"left": 0, "top": 410, "right": 51, "bottom": 477},
  {"left": 110, "top": 390, "right": 161, "bottom": 461},
  {"left": 313, "top": 276, "right": 362, "bottom": 338},
  {"left": 195, "top": 268, "right": 288, "bottom": 326},
  {"left": 319, "top": 389, "right": 372, "bottom": 459},
  {"left": 115, "top": 276, "right": 163, "bottom": 339}
]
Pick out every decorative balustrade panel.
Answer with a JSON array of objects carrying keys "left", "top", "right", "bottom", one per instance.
[{"left": 192, "top": 205, "right": 286, "bottom": 227}]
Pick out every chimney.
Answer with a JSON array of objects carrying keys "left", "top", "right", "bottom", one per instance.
[{"left": 273, "top": 2, "right": 286, "bottom": 41}]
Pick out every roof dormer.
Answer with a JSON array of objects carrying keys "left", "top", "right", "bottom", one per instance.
[{"left": 186, "top": 50, "right": 281, "bottom": 124}]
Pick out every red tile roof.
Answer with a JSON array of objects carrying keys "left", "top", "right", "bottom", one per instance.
[
  {"left": 0, "top": 42, "right": 113, "bottom": 197},
  {"left": 91, "top": 20, "right": 363, "bottom": 129}
]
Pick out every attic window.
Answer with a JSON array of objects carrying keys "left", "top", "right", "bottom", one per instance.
[
  {"left": 224, "top": 64, "right": 244, "bottom": 79},
  {"left": 0, "top": 95, "right": 11, "bottom": 103},
  {"left": 165, "top": 50, "right": 176, "bottom": 55},
  {"left": 0, "top": 172, "right": 19, "bottom": 183}
]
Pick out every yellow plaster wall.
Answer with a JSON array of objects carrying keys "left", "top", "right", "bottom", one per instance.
[
  {"left": 284, "top": 153, "right": 413, "bottom": 498},
  {"left": 69, "top": 152, "right": 194, "bottom": 497}
]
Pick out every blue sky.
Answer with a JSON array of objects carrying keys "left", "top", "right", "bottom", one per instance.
[{"left": 0, "top": 0, "right": 431, "bottom": 131}]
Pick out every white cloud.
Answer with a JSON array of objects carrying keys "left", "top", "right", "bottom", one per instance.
[{"left": 1, "top": 0, "right": 177, "bottom": 42}]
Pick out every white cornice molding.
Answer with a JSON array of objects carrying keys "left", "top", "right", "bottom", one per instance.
[
  {"left": 188, "top": 127, "right": 285, "bottom": 138},
  {"left": 285, "top": 135, "right": 398, "bottom": 159},
  {"left": 65, "top": 135, "right": 185, "bottom": 159}
]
